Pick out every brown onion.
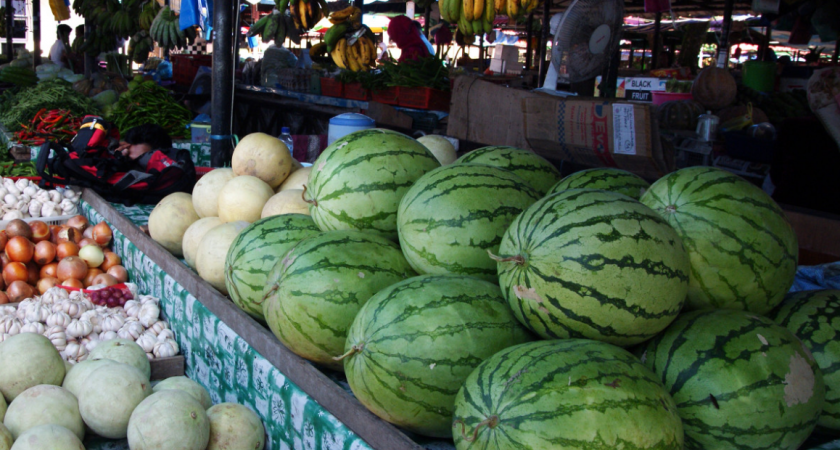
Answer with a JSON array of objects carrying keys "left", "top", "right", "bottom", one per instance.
[
  {"left": 29, "top": 221, "right": 50, "bottom": 243},
  {"left": 60, "top": 278, "right": 83, "bottom": 289},
  {"left": 92, "top": 273, "right": 118, "bottom": 287},
  {"left": 37, "top": 277, "right": 59, "bottom": 294},
  {"left": 83, "top": 226, "right": 94, "bottom": 240},
  {"left": 2, "top": 262, "right": 27, "bottom": 285},
  {"left": 78, "top": 238, "right": 97, "bottom": 248},
  {"left": 7, "top": 280, "right": 36, "bottom": 302},
  {"left": 25, "top": 262, "right": 39, "bottom": 285},
  {"left": 34, "top": 241, "right": 57, "bottom": 266},
  {"left": 0, "top": 253, "right": 9, "bottom": 270},
  {"left": 5, "top": 219, "right": 32, "bottom": 239},
  {"left": 67, "top": 215, "right": 89, "bottom": 232},
  {"left": 106, "top": 265, "right": 128, "bottom": 283},
  {"left": 40, "top": 262, "right": 58, "bottom": 279},
  {"left": 92, "top": 222, "right": 113, "bottom": 246},
  {"left": 56, "top": 241, "right": 80, "bottom": 259},
  {"left": 84, "top": 268, "right": 104, "bottom": 287},
  {"left": 0, "top": 231, "right": 7, "bottom": 250},
  {"left": 100, "top": 251, "right": 122, "bottom": 272},
  {"left": 0, "top": 291, "right": 8, "bottom": 304},
  {"left": 49, "top": 226, "right": 62, "bottom": 245},
  {"left": 57, "top": 226, "right": 81, "bottom": 244},
  {"left": 57, "top": 256, "right": 88, "bottom": 281},
  {"left": 6, "top": 236, "right": 35, "bottom": 263}
]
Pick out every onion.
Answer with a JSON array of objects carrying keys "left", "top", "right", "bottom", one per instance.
[
  {"left": 92, "top": 273, "right": 118, "bottom": 287},
  {"left": 56, "top": 241, "right": 80, "bottom": 259},
  {"left": 7, "top": 280, "right": 36, "bottom": 302},
  {"left": 5, "top": 219, "right": 32, "bottom": 239},
  {"left": 34, "top": 240, "right": 57, "bottom": 266},
  {"left": 49, "top": 225, "right": 62, "bottom": 245},
  {"left": 106, "top": 265, "right": 128, "bottom": 283},
  {"left": 37, "top": 277, "right": 59, "bottom": 294},
  {"left": 26, "top": 262, "right": 38, "bottom": 285},
  {"left": 84, "top": 268, "right": 103, "bottom": 287},
  {"left": 57, "top": 226, "right": 82, "bottom": 244},
  {"left": 60, "top": 278, "right": 83, "bottom": 289},
  {"left": 78, "top": 238, "right": 97, "bottom": 248},
  {"left": 2, "top": 262, "right": 28, "bottom": 285},
  {"left": 100, "top": 251, "right": 122, "bottom": 272},
  {"left": 29, "top": 220, "right": 50, "bottom": 243},
  {"left": 57, "top": 256, "right": 88, "bottom": 281},
  {"left": 83, "top": 226, "right": 94, "bottom": 240},
  {"left": 92, "top": 222, "right": 113, "bottom": 246},
  {"left": 79, "top": 245, "right": 105, "bottom": 268},
  {"left": 0, "top": 252, "right": 10, "bottom": 270},
  {"left": 0, "top": 231, "right": 6, "bottom": 250},
  {"left": 0, "top": 291, "right": 8, "bottom": 304},
  {"left": 67, "top": 215, "right": 89, "bottom": 232},
  {"left": 40, "top": 262, "right": 58, "bottom": 279},
  {"left": 6, "top": 236, "right": 35, "bottom": 263}
]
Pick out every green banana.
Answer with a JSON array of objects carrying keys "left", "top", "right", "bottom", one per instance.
[{"left": 324, "top": 21, "right": 349, "bottom": 47}]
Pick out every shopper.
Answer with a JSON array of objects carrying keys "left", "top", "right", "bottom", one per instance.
[
  {"left": 49, "top": 24, "right": 73, "bottom": 68},
  {"left": 387, "top": 15, "right": 431, "bottom": 63}
]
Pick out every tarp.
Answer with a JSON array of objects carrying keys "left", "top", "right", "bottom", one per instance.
[{"left": 789, "top": 262, "right": 840, "bottom": 292}]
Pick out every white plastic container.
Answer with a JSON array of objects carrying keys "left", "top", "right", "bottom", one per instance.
[{"left": 328, "top": 113, "right": 375, "bottom": 145}]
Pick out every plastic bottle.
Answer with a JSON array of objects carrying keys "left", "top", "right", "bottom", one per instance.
[{"left": 279, "top": 127, "right": 294, "bottom": 158}]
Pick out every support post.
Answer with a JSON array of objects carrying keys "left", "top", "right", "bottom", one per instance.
[
  {"left": 537, "top": 0, "right": 550, "bottom": 86},
  {"left": 641, "top": 37, "right": 647, "bottom": 71},
  {"left": 628, "top": 45, "right": 634, "bottom": 69},
  {"left": 211, "top": 0, "right": 235, "bottom": 167},
  {"left": 32, "top": 0, "right": 41, "bottom": 66},
  {"left": 717, "top": 0, "right": 734, "bottom": 68},
  {"left": 5, "top": 3, "right": 13, "bottom": 59},
  {"left": 525, "top": 12, "right": 533, "bottom": 69},
  {"left": 761, "top": 24, "right": 772, "bottom": 61},
  {"left": 652, "top": 11, "right": 661, "bottom": 70},
  {"left": 424, "top": 6, "right": 430, "bottom": 38}
]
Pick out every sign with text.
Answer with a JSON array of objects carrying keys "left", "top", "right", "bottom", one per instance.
[{"left": 620, "top": 77, "right": 667, "bottom": 102}]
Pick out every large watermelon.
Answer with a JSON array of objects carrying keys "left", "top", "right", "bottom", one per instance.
[
  {"left": 224, "top": 214, "right": 321, "bottom": 320},
  {"left": 455, "top": 146, "right": 560, "bottom": 195},
  {"left": 641, "top": 166, "right": 798, "bottom": 314},
  {"left": 496, "top": 189, "right": 689, "bottom": 346},
  {"left": 342, "top": 274, "right": 533, "bottom": 438},
  {"left": 452, "top": 339, "right": 684, "bottom": 450},
  {"left": 770, "top": 289, "right": 840, "bottom": 432},
  {"left": 547, "top": 168, "right": 650, "bottom": 200},
  {"left": 304, "top": 129, "right": 440, "bottom": 240},
  {"left": 397, "top": 164, "right": 540, "bottom": 282},
  {"left": 641, "top": 309, "right": 825, "bottom": 450},
  {"left": 262, "top": 230, "right": 415, "bottom": 371}
]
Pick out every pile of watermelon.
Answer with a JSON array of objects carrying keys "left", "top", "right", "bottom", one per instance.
[{"left": 216, "top": 129, "right": 838, "bottom": 450}]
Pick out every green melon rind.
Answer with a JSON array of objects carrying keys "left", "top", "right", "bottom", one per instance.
[
  {"left": 262, "top": 230, "right": 415, "bottom": 371},
  {"left": 224, "top": 214, "right": 321, "bottom": 320},
  {"left": 343, "top": 274, "right": 533, "bottom": 438},
  {"left": 455, "top": 146, "right": 561, "bottom": 195},
  {"left": 640, "top": 166, "right": 798, "bottom": 314},
  {"left": 548, "top": 167, "right": 651, "bottom": 200},
  {"left": 771, "top": 289, "right": 840, "bottom": 432},
  {"left": 453, "top": 339, "right": 684, "bottom": 450},
  {"left": 641, "top": 309, "right": 825, "bottom": 450},
  {"left": 496, "top": 189, "right": 690, "bottom": 346},
  {"left": 305, "top": 129, "right": 441, "bottom": 240},
  {"left": 397, "top": 164, "right": 540, "bottom": 282}
]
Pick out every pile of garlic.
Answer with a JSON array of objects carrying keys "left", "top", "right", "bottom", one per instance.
[
  {"left": 0, "top": 286, "right": 179, "bottom": 363},
  {"left": 0, "top": 178, "right": 81, "bottom": 221}
]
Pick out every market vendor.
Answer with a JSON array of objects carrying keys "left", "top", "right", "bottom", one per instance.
[
  {"left": 114, "top": 124, "right": 173, "bottom": 162},
  {"left": 50, "top": 24, "right": 73, "bottom": 69},
  {"left": 388, "top": 15, "right": 432, "bottom": 63}
]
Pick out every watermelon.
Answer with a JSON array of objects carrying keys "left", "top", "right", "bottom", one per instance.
[
  {"left": 496, "top": 189, "right": 689, "bottom": 346},
  {"left": 397, "top": 164, "right": 541, "bottom": 282},
  {"left": 770, "top": 290, "right": 840, "bottom": 432},
  {"left": 547, "top": 168, "right": 650, "bottom": 200},
  {"left": 224, "top": 214, "right": 321, "bottom": 320},
  {"left": 455, "top": 146, "right": 560, "bottom": 195},
  {"left": 641, "top": 166, "right": 798, "bottom": 314},
  {"left": 452, "top": 339, "right": 684, "bottom": 450},
  {"left": 342, "top": 274, "right": 533, "bottom": 438},
  {"left": 641, "top": 309, "right": 825, "bottom": 450},
  {"left": 304, "top": 129, "right": 440, "bottom": 240},
  {"left": 262, "top": 230, "right": 415, "bottom": 371}
]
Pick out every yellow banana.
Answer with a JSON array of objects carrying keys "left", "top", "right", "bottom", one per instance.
[
  {"left": 473, "top": 0, "right": 483, "bottom": 25},
  {"left": 330, "top": 5, "right": 357, "bottom": 21},
  {"left": 359, "top": 36, "right": 372, "bottom": 64},
  {"left": 344, "top": 39, "right": 361, "bottom": 71},
  {"left": 331, "top": 39, "right": 347, "bottom": 68},
  {"left": 300, "top": 1, "right": 308, "bottom": 29},
  {"left": 507, "top": 0, "right": 519, "bottom": 19},
  {"left": 494, "top": 0, "right": 504, "bottom": 15},
  {"left": 463, "top": 0, "right": 474, "bottom": 21},
  {"left": 440, "top": 0, "right": 449, "bottom": 22}
]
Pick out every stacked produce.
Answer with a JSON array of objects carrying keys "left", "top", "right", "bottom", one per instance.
[
  {"left": 0, "top": 79, "right": 98, "bottom": 132},
  {"left": 13, "top": 109, "right": 84, "bottom": 146},
  {"left": 108, "top": 77, "right": 191, "bottom": 137},
  {"left": 0, "top": 68, "right": 38, "bottom": 88},
  {"left": 149, "top": 6, "right": 187, "bottom": 51},
  {"left": 311, "top": 6, "right": 377, "bottom": 71},
  {"left": 126, "top": 31, "right": 155, "bottom": 65},
  {"left": 0, "top": 333, "right": 265, "bottom": 449},
  {"left": 0, "top": 178, "right": 80, "bottom": 221}
]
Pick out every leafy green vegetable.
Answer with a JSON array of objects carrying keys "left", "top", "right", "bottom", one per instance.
[
  {"left": 0, "top": 79, "right": 99, "bottom": 131},
  {"left": 107, "top": 81, "right": 191, "bottom": 138}
]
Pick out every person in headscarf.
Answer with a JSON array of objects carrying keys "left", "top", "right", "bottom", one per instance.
[{"left": 388, "top": 15, "right": 432, "bottom": 63}]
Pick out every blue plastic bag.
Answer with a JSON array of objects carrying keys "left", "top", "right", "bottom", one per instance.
[{"left": 789, "top": 262, "right": 840, "bottom": 292}]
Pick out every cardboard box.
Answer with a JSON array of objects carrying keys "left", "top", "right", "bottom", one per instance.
[
  {"left": 493, "top": 44, "right": 519, "bottom": 65},
  {"left": 522, "top": 97, "right": 674, "bottom": 179}
]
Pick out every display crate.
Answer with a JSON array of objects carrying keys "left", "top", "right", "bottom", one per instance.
[
  {"left": 397, "top": 87, "right": 451, "bottom": 111},
  {"left": 371, "top": 86, "right": 399, "bottom": 105},
  {"left": 344, "top": 82, "right": 371, "bottom": 101},
  {"left": 171, "top": 54, "right": 212, "bottom": 86},
  {"left": 320, "top": 77, "right": 344, "bottom": 98}
]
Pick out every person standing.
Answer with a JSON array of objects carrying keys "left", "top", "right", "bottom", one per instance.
[{"left": 49, "top": 24, "right": 73, "bottom": 69}]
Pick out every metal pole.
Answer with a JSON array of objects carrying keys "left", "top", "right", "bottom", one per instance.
[
  {"left": 5, "top": 2, "right": 13, "bottom": 59},
  {"left": 211, "top": 0, "right": 235, "bottom": 167},
  {"left": 537, "top": 0, "right": 550, "bottom": 85},
  {"left": 32, "top": 0, "right": 41, "bottom": 66},
  {"left": 717, "top": 0, "right": 734, "bottom": 68},
  {"left": 761, "top": 24, "right": 772, "bottom": 61},
  {"left": 652, "top": 11, "right": 661, "bottom": 70},
  {"left": 424, "top": 6, "right": 430, "bottom": 38},
  {"left": 628, "top": 46, "right": 634, "bottom": 69},
  {"left": 233, "top": 1, "right": 241, "bottom": 70},
  {"left": 525, "top": 12, "right": 533, "bottom": 69},
  {"left": 641, "top": 38, "right": 646, "bottom": 71}
]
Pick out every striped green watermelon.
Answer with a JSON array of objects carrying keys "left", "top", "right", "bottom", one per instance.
[
  {"left": 342, "top": 274, "right": 533, "bottom": 438},
  {"left": 495, "top": 189, "right": 689, "bottom": 346},
  {"left": 397, "top": 164, "right": 540, "bottom": 282},
  {"left": 261, "top": 230, "right": 415, "bottom": 371},
  {"left": 547, "top": 168, "right": 650, "bottom": 200},
  {"left": 224, "top": 214, "right": 321, "bottom": 320},
  {"left": 771, "top": 290, "right": 840, "bottom": 432},
  {"left": 641, "top": 166, "right": 798, "bottom": 314},
  {"left": 452, "top": 339, "right": 684, "bottom": 450},
  {"left": 304, "top": 129, "right": 440, "bottom": 240},
  {"left": 641, "top": 309, "right": 825, "bottom": 450},
  {"left": 455, "top": 146, "right": 560, "bottom": 195}
]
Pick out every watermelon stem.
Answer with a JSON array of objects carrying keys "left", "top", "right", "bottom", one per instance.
[
  {"left": 454, "top": 415, "right": 500, "bottom": 442},
  {"left": 487, "top": 250, "right": 525, "bottom": 265},
  {"left": 333, "top": 343, "right": 364, "bottom": 361},
  {"left": 302, "top": 185, "right": 318, "bottom": 207}
]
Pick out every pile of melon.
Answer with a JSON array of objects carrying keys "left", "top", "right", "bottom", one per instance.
[{"left": 0, "top": 332, "right": 265, "bottom": 449}]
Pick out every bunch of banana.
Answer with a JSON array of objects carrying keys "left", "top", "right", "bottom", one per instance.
[
  {"left": 248, "top": 10, "right": 287, "bottom": 44},
  {"left": 110, "top": 8, "right": 138, "bottom": 39},
  {"left": 78, "top": 27, "right": 119, "bottom": 56},
  {"left": 440, "top": 0, "right": 538, "bottom": 28},
  {"left": 150, "top": 5, "right": 186, "bottom": 51},
  {"left": 327, "top": 5, "right": 361, "bottom": 28},
  {"left": 127, "top": 31, "right": 154, "bottom": 64},
  {"left": 330, "top": 36, "right": 376, "bottom": 72},
  {"left": 138, "top": 0, "right": 162, "bottom": 32}
]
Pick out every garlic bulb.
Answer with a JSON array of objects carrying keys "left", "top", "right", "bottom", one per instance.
[
  {"left": 46, "top": 311, "right": 72, "bottom": 329},
  {"left": 85, "top": 338, "right": 100, "bottom": 352},
  {"left": 100, "top": 314, "right": 125, "bottom": 333},
  {"left": 0, "top": 316, "right": 22, "bottom": 335},
  {"left": 145, "top": 352, "right": 154, "bottom": 360},
  {"left": 117, "top": 321, "right": 144, "bottom": 341},
  {"left": 65, "top": 319, "right": 93, "bottom": 339},
  {"left": 49, "top": 190, "right": 62, "bottom": 203},
  {"left": 62, "top": 341, "right": 88, "bottom": 362},
  {"left": 15, "top": 179, "right": 30, "bottom": 191},
  {"left": 123, "top": 300, "right": 141, "bottom": 318},
  {"left": 28, "top": 200, "right": 42, "bottom": 218},
  {"left": 41, "top": 202, "right": 59, "bottom": 217},
  {"left": 22, "top": 185, "right": 37, "bottom": 197},
  {"left": 47, "top": 328, "right": 67, "bottom": 351},
  {"left": 153, "top": 339, "right": 179, "bottom": 358},
  {"left": 0, "top": 187, "right": 8, "bottom": 198},
  {"left": 60, "top": 198, "right": 77, "bottom": 215},
  {"left": 100, "top": 330, "right": 118, "bottom": 341},
  {"left": 156, "top": 329, "right": 175, "bottom": 342},
  {"left": 45, "top": 325, "right": 66, "bottom": 338},
  {"left": 20, "top": 322, "right": 46, "bottom": 334},
  {"left": 148, "top": 320, "right": 169, "bottom": 336},
  {"left": 0, "top": 305, "right": 15, "bottom": 316},
  {"left": 4, "top": 193, "right": 18, "bottom": 205},
  {"left": 57, "top": 300, "right": 89, "bottom": 319},
  {"left": 3, "top": 209, "right": 22, "bottom": 220},
  {"left": 138, "top": 295, "right": 159, "bottom": 305},
  {"left": 34, "top": 190, "right": 50, "bottom": 204},
  {"left": 135, "top": 333, "right": 157, "bottom": 353},
  {"left": 138, "top": 303, "right": 160, "bottom": 328},
  {"left": 25, "top": 303, "right": 51, "bottom": 323}
]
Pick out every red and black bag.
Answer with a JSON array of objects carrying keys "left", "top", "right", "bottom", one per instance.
[{"left": 36, "top": 116, "right": 196, "bottom": 205}]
